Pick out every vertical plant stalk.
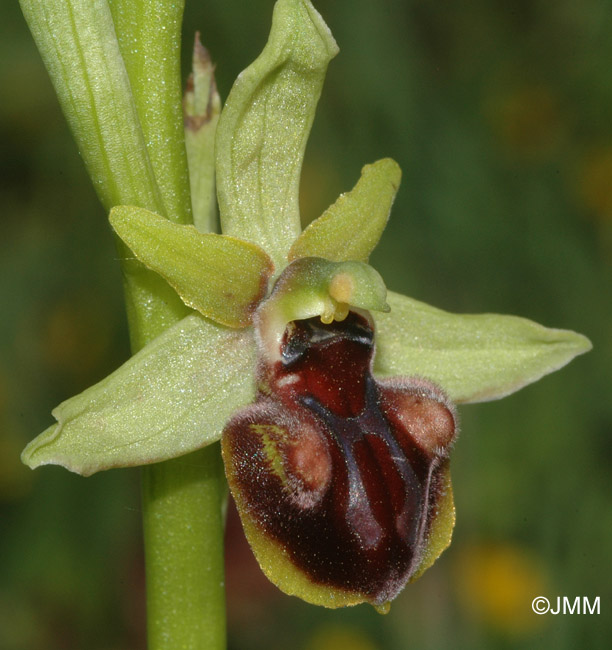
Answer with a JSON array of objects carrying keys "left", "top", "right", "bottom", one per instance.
[
  {"left": 142, "top": 445, "right": 226, "bottom": 650},
  {"left": 138, "top": 339, "right": 227, "bottom": 650},
  {"left": 19, "top": 1, "right": 226, "bottom": 648},
  {"left": 107, "top": 3, "right": 226, "bottom": 648}
]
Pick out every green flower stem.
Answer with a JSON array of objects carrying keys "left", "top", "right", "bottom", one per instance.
[
  {"left": 105, "top": 3, "right": 226, "bottom": 646},
  {"left": 129, "top": 303, "right": 228, "bottom": 650},
  {"left": 142, "top": 445, "right": 227, "bottom": 650},
  {"left": 20, "top": 1, "right": 226, "bottom": 646},
  {"left": 104, "top": 0, "right": 225, "bottom": 642},
  {"left": 128, "top": 226, "right": 228, "bottom": 650}
]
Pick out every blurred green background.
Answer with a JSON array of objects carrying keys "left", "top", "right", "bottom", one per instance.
[{"left": 2, "top": 0, "right": 611, "bottom": 648}]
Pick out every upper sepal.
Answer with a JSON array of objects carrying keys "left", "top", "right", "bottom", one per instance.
[
  {"left": 373, "top": 291, "right": 592, "bottom": 403},
  {"left": 110, "top": 205, "right": 274, "bottom": 327},
  {"left": 22, "top": 315, "right": 256, "bottom": 476},
  {"left": 215, "top": 0, "right": 338, "bottom": 269}
]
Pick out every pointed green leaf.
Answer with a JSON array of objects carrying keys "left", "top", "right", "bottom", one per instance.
[
  {"left": 19, "top": 0, "right": 164, "bottom": 214},
  {"left": 184, "top": 34, "right": 222, "bottom": 233},
  {"left": 373, "top": 291, "right": 592, "bottom": 403},
  {"left": 110, "top": 206, "right": 274, "bottom": 328},
  {"left": 108, "top": 0, "right": 192, "bottom": 224},
  {"left": 215, "top": 0, "right": 339, "bottom": 269},
  {"left": 22, "top": 315, "right": 257, "bottom": 476},
  {"left": 289, "top": 158, "right": 402, "bottom": 262}
]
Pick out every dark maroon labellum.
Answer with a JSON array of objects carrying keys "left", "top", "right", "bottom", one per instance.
[{"left": 222, "top": 311, "right": 457, "bottom": 606}]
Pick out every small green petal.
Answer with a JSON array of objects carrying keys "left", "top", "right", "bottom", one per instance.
[
  {"left": 215, "top": 0, "right": 338, "bottom": 269},
  {"left": 373, "top": 291, "right": 592, "bottom": 403},
  {"left": 289, "top": 158, "right": 402, "bottom": 262},
  {"left": 110, "top": 206, "right": 274, "bottom": 328},
  {"left": 22, "top": 315, "right": 257, "bottom": 476}
]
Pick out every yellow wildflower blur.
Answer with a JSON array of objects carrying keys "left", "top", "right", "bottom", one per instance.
[
  {"left": 453, "top": 542, "right": 549, "bottom": 635},
  {"left": 576, "top": 146, "right": 612, "bottom": 221}
]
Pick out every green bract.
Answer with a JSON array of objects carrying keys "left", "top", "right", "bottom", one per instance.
[
  {"left": 21, "top": 0, "right": 591, "bottom": 611},
  {"left": 184, "top": 34, "right": 222, "bottom": 233},
  {"left": 19, "top": 0, "right": 193, "bottom": 353}
]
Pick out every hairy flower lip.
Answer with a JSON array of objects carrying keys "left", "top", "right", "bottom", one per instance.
[{"left": 223, "top": 308, "right": 458, "bottom": 609}]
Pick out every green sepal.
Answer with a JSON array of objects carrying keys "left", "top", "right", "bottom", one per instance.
[
  {"left": 110, "top": 206, "right": 274, "bottom": 328},
  {"left": 289, "top": 158, "right": 402, "bottom": 262},
  {"left": 184, "top": 34, "right": 222, "bottom": 233},
  {"left": 373, "top": 291, "right": 592, "bottom": 403},
  {"left": 215, "top": 0, "right": 338, "bottom": 269},
  {"left": 21, "top": 315, "right": 257, "bottom": 476}
]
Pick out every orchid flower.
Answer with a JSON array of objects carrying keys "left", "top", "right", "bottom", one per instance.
[{"left": 20, "top": 0, "right": 590, "bottom": 613}]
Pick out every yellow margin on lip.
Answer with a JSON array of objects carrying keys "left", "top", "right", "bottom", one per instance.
[
  {"left": 222, "top": 435, "right": 367, "bottom": 609},
  {"left": 410, "top": 463, "right": 456, "bottom": 582}
]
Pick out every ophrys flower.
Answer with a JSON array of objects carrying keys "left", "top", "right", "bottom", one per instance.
[{"left": 21, "top": 0, "right": 590, "bottom": 611}]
